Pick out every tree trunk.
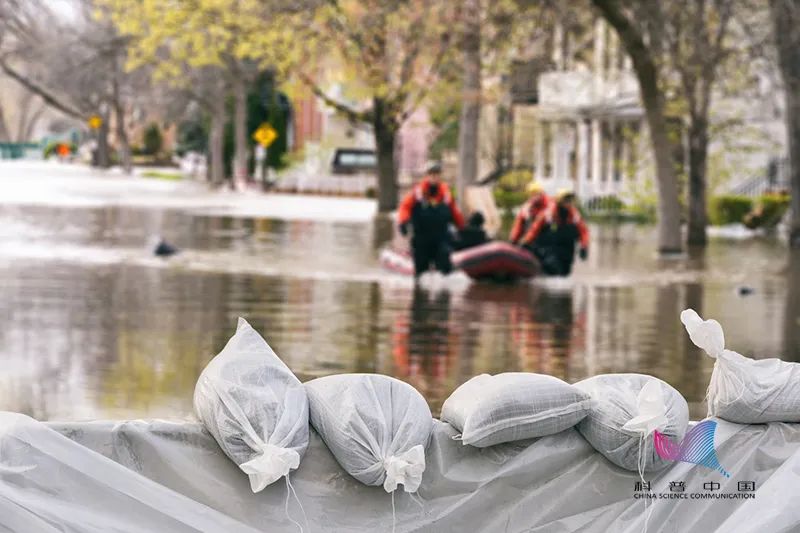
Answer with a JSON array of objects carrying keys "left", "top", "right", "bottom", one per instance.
[
  {"left": 94, "top": 113, "right": 111, "bottom": 168},
  {"left": 111, "top": 58, "right": 132, "bottom": 174},
  {"left": 770, "top": 0, "right": 800, "bottom": 248},
  {"left": 0, "top": 107, "right": 10, "bottom": 142},
  {"left": 113, "top": 100, "right": 132, "bottom": 174},
  {"left": 786, "top": 249, "right": 800, "bottom": 357},
  {"left": 686, "top": 117, "right": 709, "bottom": 246},
  {"left": 209, "top": 99, "right": 226, "bottom": 185},
  {"left": 592, "top": 0, "right": 683, "bottom": 254},
  {"left": 373, "top": 97, "right": 399, "bottom": 212},
  {"left": 641, "top": 85, "right": 683, "bottom": 253},
  {"left": 233, "top": 77, "right": 249, "bottom": 183},
  {"left": 456, "top": 0, "right": 481, "bottom": 209}
]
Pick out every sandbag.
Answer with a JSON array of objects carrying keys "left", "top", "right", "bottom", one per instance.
[
  {"left": 441, "top": 372, "right": 592, "bottom": 447},
  {"left": 682, "top": 308, "right": 800, "bottom": 423},
  {"left": 194, "top": 318, "right": 309, "bottom": 492},
  {"left": 574, "top": 373, "right": 689, "bottom": 472},
  {"left": 305, "top": 373, "right": 432, "bottom": 492}
]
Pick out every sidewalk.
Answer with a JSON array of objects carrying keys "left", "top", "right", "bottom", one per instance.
[{"left": 0, "top": 160, "right": 378, "bottom": 223}]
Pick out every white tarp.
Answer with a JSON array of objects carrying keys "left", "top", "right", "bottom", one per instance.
[{"left": 1, "top": 411, "right": 799, "bottom": 532}]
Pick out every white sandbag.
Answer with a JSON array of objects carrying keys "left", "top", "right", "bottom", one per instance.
[
  {"left": 574, "top": 373, "right": 689, "bottom": 472},
  {"left": 440, "top": 372, "right": 592, "bottom": 447},
  {"left": 304, "top": 373, "right": 432, "bottom": 492},
  {"left": 682, "top": 308, "right": 800, "bottom": 423},
  {"left": 194, "top": 318, "right": 309, "bottom": 492}
]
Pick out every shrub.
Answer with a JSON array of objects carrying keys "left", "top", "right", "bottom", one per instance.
[
  {"left": 584, "top": 195, "right": 625, "bottom": 212},
  {"left": 493, "top": 169, "right": 533, "bottom": 213},
  {"left": 743, "top": 192, "right": 790, "bottom": 229},
  {"left": 708, "top": 195, "right": 753, "bottom": 226},
  {"left": 760, "top": 192, "right": 791, "bottom": 227},
  {"left": 43, "top": 141, "right": 76, "bottom": 158},
  {"left": 493, "top": 189, "right": 528, "bottom": 211},
  {"left": 143, "top": 123, "right": 163, "bottom": 155},
  {"left": 496, "top": 169, "right": 534, "bottom": 192}
]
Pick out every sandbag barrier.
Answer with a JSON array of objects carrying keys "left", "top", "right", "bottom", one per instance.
[{"left": 192, "top": 311, "right": 800, "bottom": 527}]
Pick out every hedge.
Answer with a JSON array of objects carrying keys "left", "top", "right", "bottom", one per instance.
[{"left": 708, "top": 195, "right": 753, "bottom": 226}]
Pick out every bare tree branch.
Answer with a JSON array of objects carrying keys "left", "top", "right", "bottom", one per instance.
[{"left": 0, "top": 60, "right": 84, "bottom": 119}]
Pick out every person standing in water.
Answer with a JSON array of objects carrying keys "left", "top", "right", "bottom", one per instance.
[
  {"left": 397, "top": 162, "right": 465, "bottom": 277},
  {"left": 520, "top": 188, "right": 589, "bottom": 276},
  {"left": 509, "top": 181, "right": 552, "bottom": 244}
]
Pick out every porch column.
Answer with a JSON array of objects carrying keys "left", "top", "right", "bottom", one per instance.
[
  {"left": 605, "top": 118, "right": 616, "bottom": 194},
  {"left": 620, "top": 121, "right": 631, "bottom": 186},
  {"left": 551, "top": 121, "right": 561, "bottom": 181},
  {"left": 535, "top": 119, "right": 545, "bottom": 181},
  {"left": 577, "top": 119, "right": 590, "bottom": 199},
  {"left": 591, "top": 118, "right": 602, "bottom": 190}
]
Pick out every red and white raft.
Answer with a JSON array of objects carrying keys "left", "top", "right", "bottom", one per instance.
[{"left": 379, "top": 241, "right": 540, "bottom": 281}]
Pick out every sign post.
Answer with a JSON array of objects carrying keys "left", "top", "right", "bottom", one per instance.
[{"left": 252, "top": 123, "right": 278, "bottom": 188}]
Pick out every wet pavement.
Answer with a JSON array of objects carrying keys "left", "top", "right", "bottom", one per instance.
[{"left": 1, "top": 162, "right": 797, "bottom": 420}]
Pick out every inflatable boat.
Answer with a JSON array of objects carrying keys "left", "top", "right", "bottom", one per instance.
[{"left": 379, "top": 241, "right": 539, "bottom": 281}]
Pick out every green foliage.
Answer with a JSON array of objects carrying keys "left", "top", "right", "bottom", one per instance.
[
  {"left": 743, "top": 192, "right": 791, "bottom": 229},
  {"left": 175, "top": 116, "right": 208, "bottom": 156},
  {"left": 496, "top": 169, "right": 533, "bottom": 192},
  {"left": 492, "top": 169, "right": 532, "bottom": 214},
  {"left": 428, "top": 99, "right": 460, "bottom": 160},
  {"left": 43, "top": 142, "right": 76, "bottom": 158},
  {"left": 759, "top": 193, "right": 791, "bottom": 226},
  {"left": 582, "top": 195, "right": 656, "bottom": 224},
  {"left": 142, "top": 123, "right": 163, "bottom": 155},
  {"left": 709, "top": 195, "right": 753, "bottom": 226},
  {"left": 493, "top": 189, "right": 528, "bottom": 212},
  {"left": 141, "top": 170, "right": 183, "bottom": 181}
]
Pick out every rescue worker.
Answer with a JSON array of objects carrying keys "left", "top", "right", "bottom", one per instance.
[
  {"left": 454, "top": 211, "right": 489, "bottom": 251},
  {"left": 509, "top": 181, "right": 552, "bottom": 244},
  {"left": 520, "top": 188, "right": 589, "bottom": 276},
  {"left": 397, "top": 162, "right": 465, "bottom": 276}
]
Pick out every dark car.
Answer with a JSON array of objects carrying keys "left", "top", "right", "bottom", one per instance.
[{"left": 331, "top": 148, "right": 377, "bottom": 175}]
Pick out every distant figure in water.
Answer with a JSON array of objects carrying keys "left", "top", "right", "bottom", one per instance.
[
  {"left": 397, "top": 162, "right": 465, "bottom": 277},
  {"left": 520, "top": 188, "right": 589, "bottom": 276},
  {"left": 150, "top": 236, "right": 179, "bottom": 257},
  {"left": 454, "top": 212, "right": 489, "bottom": 251},
  {"left": 509, "top": 181, "right": 551, "bottom": 245}
]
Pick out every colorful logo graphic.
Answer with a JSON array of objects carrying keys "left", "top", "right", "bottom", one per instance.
[{"left": 654, "top": 419, "right": 730, "bottom": 477}]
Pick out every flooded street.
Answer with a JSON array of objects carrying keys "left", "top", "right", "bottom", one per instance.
[{"left": 1, "top": 162, "right": 798, "bottom": 421}]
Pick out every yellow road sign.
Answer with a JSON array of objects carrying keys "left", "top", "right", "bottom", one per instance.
[
  {"left": 87, "top": 115, "right": 103, "bottom": 130},
  {"left": 253, "top": 123, "right": 277, "bottom": 147}
]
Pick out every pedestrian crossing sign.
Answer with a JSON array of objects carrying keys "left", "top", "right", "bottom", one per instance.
[{"left": 253, "top": 123, "right": 277, "bottom": 147}]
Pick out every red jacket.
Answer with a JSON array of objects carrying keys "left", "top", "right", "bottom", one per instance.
[
  {"left": 509, "top": 194, "right": 552, "bottom": 243},
  {"left": 397, "top": 179, "right": 465, "bottom": 229},
  {"left": 522, "top": 203, "right": 589, "bottom": 248}
]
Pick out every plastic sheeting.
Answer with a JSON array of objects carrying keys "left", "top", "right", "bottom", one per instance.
[{"left": 1, "top": 411, "right": 799, "bottom": 532}]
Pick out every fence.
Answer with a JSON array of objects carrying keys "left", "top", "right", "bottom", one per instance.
[{"left": 0, "top": 143, "right": 44, "bottom": 160}]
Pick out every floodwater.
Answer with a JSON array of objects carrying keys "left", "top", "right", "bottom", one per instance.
[{"left": 1, "top": 162, "right": 798, "bottom": 421}]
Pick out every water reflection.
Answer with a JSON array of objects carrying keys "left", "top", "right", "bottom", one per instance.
[{"left": 0, "top": 202, "right": 796, "bottom": 422}]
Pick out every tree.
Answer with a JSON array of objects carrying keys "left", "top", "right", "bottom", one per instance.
[
  {"left": 662, "top": 0, "right": 736, "bottom": 246},
  {"left": 103, "top": 0, "right": 251, "bottom": 182},
  {"left": 769, "top": 0, "right": 800, "bottom": 248},
  {"left": 291, "top": 0, "right": 455, "bottom": 212},
  {"left": 0, "top": 0, "right": 146, "bottom": 172},
  {"left": 102, "top": 0, "right": 312, "bottom": 183},
  {"left": 592, "top": 0, "right": 683, "bottom": 253},
  {"left": 456, "top": 0, "right": 482, "bottom": 205}
]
